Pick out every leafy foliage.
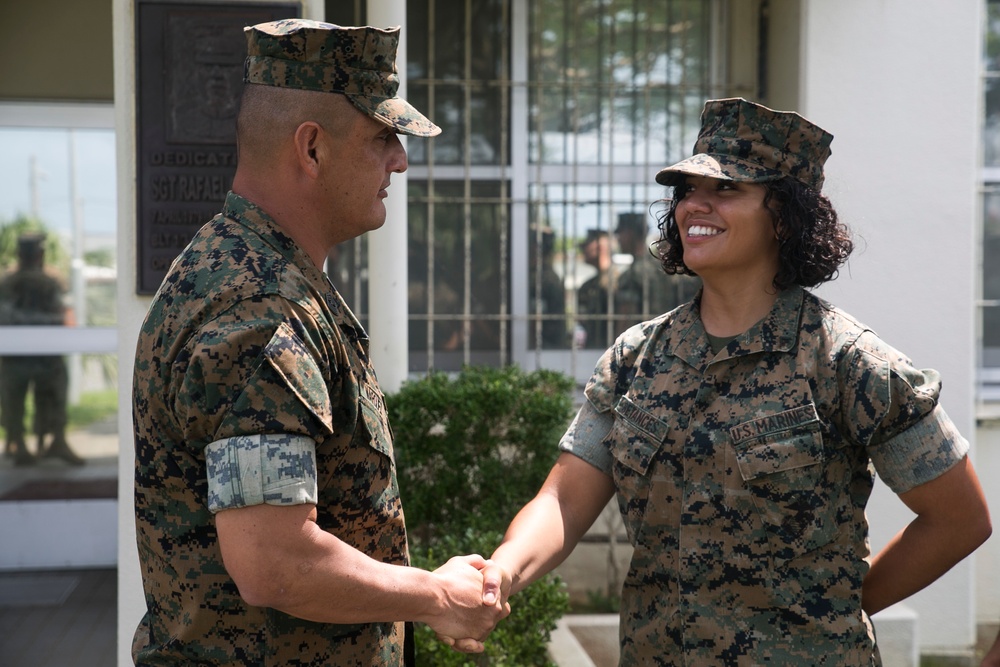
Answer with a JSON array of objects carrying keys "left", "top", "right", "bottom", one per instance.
[
  {"left": 390, "top": 365, "right": 576, "bottom": 541},
  {"left": 410, "top": 529, "right": 570, "bottom": 667},
  {"left": 388, "top": 366, "right": 576, "bottom": 666}
]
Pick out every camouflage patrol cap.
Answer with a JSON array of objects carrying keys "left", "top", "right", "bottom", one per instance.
[
  {"left": 615, "top": 212, "right": 647, "bottom": 235},
  {"left": 244, "top": 19, "right": 441, "bottom": 137},
  {"left": 578, "top": 228, "right": 609, "bottom": 248},
  {"left": 17, "top": 233, "right": 45, "bottom": 258},
  {"left": 655, "top": 98, "right": 833, "bottom": 190}
]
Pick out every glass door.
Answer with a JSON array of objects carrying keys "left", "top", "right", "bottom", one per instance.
[{"left": 0, "top": 102, "right": 118, "bottom": 569}]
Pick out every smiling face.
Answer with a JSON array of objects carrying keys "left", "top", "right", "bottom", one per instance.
[{"left": 674, "top": 175, "right": 780, "bottom": 286}]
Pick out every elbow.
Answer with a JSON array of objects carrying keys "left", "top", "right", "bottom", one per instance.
[
  {"left": 973, "top": 508, "right": 993, "bottom": 551},
  {"left": 231, "top": 569, "right": 295, "bottom": 609},
  {"left": 233, "top": 577, "right": 271, "bottom": 608},
  {"left": 956, "top": 503, "right": 993, "bottom": 559},
  {"left": 223, "top": 554, "right": 295, "bottom": 609}
]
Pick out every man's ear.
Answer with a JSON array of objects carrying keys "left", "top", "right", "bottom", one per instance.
[{"left": 292, "top": 121, "right": 323, "bottom": 178}]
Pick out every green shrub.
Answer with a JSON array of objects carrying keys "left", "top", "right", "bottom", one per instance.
[
  {"left": 409, "top": 529, "right": 570, "bottom": 667},
  {"left": 390, "top": 365, "right": 576, "bottom": 540},
  {"left": 388, "top": 365, "right": 576, "bottom": 666}
]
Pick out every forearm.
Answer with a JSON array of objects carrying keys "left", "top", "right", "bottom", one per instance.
[
  {"left": 864, "top": 521, "right": 968, "bottom": 615},
  {"left": 491, "top": 453, "right": 616, "bottom": 595},
  {"left": 491, "top": 493, "right": 582, "bottom": 595},
  {"left": 216, "top": 504, "right": 498, "bottom": 638},
  {"left": 862, "top": 458, "right": 991, "bottom": 615},
  {"left": 223, "top": 516, "right": 439, "bottom": 624}
]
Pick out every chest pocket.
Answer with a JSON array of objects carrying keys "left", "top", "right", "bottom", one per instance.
[
  {"left": 610, "top": 395, "right": 671, "bottom": 543},
  {"left": 327, "top": 379, "right": 404, "bottom": 564},
  {"left": 358, "top": 381, "right": 394, "bottom": 459},
  {"left": 732, "top": 404, "right": 841, "bottom": 566}
]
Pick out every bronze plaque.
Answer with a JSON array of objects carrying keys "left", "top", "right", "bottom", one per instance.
[{"left": 135, "top": 1, "right": 299, "bottom": 294}]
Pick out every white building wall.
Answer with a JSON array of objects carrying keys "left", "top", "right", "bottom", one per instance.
[
  {"left": 800, "top": 0, "right": 984, "bottom": 654},
  {"left": 114, "top": 2, "right": 147, "bottom": 663},
  {"left": 979, "top": 420, "right": 1000, "bottom": 626}
]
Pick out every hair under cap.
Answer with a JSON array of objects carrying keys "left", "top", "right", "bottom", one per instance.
[
  {"left": 655, "top": 98, "right": 832, "bottom": 190},
  {"left": 244, "top": 19, "right": 441, "bottom": 137}
]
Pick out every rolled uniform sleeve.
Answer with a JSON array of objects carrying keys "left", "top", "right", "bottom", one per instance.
[
  {"left": 176, "top": 297, "right": 335, "bottom": 512},
  {"left": 564, "top": 334, "right": 645, "bottom": 475},
  {"left": 206, "top": 433, "right": 318, "bottom": 513},
  {"left": 841, "top": 331, "right": 968, "bottom": 494},
  {"left": 559, "top": 399, "right": 615, "bottom": 475},
  {"left": 869, "top": 406, "right": 968, "bottom": 493}
]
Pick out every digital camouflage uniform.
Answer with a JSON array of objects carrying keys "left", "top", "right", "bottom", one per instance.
[
  {"left": 133, "top": 18, "right": 439, "bottom": 666},
  {"left": 242, "top": 20, "right": 440, "bottom": 138},
  {"left": 654, "top": 98, "right": 833, "bottom": 190},
  {"left": 132, "top": 193, "right": 408, "bottom": 666},
  {"left": 561, "top": 286, "right": 968, "bottom": 666}
]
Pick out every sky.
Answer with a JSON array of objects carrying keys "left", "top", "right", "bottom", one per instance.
[{"left": 0, "top": 127, "right": 117, "bottom": 243}]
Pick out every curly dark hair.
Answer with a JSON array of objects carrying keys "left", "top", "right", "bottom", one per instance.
[{"left": 652, "top": 176, "right": 853, "bottom": 290}]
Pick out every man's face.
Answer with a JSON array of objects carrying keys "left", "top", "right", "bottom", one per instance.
[
  {"left": 321, "top": 107, "right": 408, "bottom": 241},
  {"left": 581, "top": 236, "right": 609, "bottom": 268}
]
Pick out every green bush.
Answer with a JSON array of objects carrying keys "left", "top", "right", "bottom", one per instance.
[
  {"left": 388, "top": 365, "right": 576, "bottom": 666},
  {"left": 390, "top": 365, "right": 576, "bottom": 540},
  {"left": 409, "top": 529, "right": 570, "bottom": 667}
]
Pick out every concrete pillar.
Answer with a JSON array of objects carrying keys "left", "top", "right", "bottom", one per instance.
[{"left": 366, "top": 0, "right": 409, "bottom": 393}]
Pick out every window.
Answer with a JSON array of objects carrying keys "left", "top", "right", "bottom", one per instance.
[
  {"left": 0, "top": 103, "right": 118, "bottom": 489},
  {"left": 328, "top": 0, "right": 724, "bottom": 381}
]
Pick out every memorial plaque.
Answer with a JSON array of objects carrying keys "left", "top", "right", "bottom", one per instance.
[{"left": 136, "top": 1, "right": 299, "bottom": 294}]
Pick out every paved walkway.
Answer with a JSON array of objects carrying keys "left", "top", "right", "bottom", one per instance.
[
  {"left": 0, "top": 419, "right": 118, "bottom": 500},
  {"left": 0, "top": 568, "right": 116, "bottom": 667}
]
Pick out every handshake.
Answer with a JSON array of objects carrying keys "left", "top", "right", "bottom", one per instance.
[{"left": 424, "top": 554, "right": 513, "bottom": 654}]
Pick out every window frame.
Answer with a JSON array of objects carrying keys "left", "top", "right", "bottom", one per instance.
[
  {"left": 0, "top": 101, "right": 118, "bottom": 357},
  {"left": 405, "top": 0, "right": 730, "bottom": 383}
]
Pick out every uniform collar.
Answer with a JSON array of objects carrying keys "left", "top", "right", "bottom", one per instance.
[
  {"left": 222, "top": 191, "right": 320, "bottom": 282},
  {"left": 665, "top": 285, "right": 804, "bottom": 369},
  {"left": 221, "top": 191, "right": 369, "bottom": 344}
]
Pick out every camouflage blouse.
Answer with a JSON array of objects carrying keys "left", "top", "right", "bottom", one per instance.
[
  {"left": 563, "top": 286, "right": 967, "bottom": 666},
  {"left": 132, "top": 193, "right": 408, "bottom": 666}
]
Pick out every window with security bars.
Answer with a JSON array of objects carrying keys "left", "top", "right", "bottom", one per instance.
[
  {"left": 327, "top": 0, "right": 723, "bottom": 380},
  {"left": 983, "top": 0, "right": 1000, "bottom": 401}
]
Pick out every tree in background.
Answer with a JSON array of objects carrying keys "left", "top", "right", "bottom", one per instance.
[{"left": 0, "top": 216, "right": 68, "bottom": 274}]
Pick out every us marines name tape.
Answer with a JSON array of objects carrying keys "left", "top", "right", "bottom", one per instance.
[{"left": 729, "top": 404, "right": 818, "bottom": 443}]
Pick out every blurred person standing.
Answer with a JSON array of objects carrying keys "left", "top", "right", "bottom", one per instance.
[
  {"left": 0, "top": 232, "right": 82, "bottom": 466},
  {"left": 613, "top": 211, "right": 699, "bottom": 323},
  {"left": 575, "top": 228, "right": 614, "bottom": 349},
  {"left": 529, "top": 224, "right": 567, "bottom": 348}
]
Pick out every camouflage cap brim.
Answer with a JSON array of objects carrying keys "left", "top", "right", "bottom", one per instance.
[
  {"left": 244, "top": 19, "right": 441, "bottom": 138},
  {"left": 655, "top": 98, "right": 833, "bottom": 190},
  {"left": 655, "top": 154, "right": 784, "bottom": 187},
  {"left": 347, "top": 95, "right": 441, "bottom": 137}
]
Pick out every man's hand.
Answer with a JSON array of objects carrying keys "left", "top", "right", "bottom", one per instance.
[
  {"left": 480, "top": 559, "right": 511, "bottom": 607},
  {"left": 438, "top": 558, "right": 514, "bottom": 653},
  {"left": 424, "top": 554, "right": 511, "bottom": 653}
]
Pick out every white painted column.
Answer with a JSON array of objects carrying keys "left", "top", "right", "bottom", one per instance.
[
  {"left": 114, "top": 0, "right": 145, "bottom": 663},
  {"left": 366, "top": 0, "right": 409, "bottom": 393}
]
